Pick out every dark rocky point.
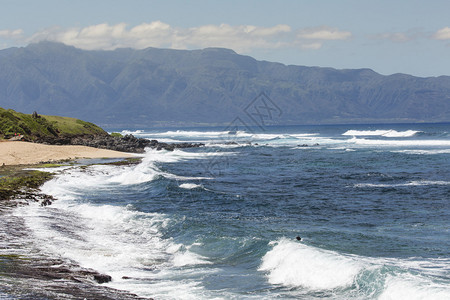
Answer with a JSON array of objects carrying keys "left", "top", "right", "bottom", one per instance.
[
  {"left": 31, "top": 134, "right": 204, "bottom": 153},
  {"left": 93, "top": 273, "right": 112, "bottom": 284}
]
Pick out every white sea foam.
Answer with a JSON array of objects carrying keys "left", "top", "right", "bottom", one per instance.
[
  {"left": 14, "top": 200, "right": 213, "bottom": 299},
  {"left": 379, "top": 273, "right": 450, "bottom": 300},
  {"left": 179, "top": 183, "right": 203, "bottom": 189},
  {"left": 122, "top": 130, "right": 321, "bottom": 141},
  {"left": 137, "top": 130, "right": 325, "bottom": 147},
  {"left": 205, "top": 142, "right": 248, "bottom": 148},
  {"left": 149, "top": 130, "right": 246, "bottom": 138},
  {"left": 120, "top": 129, "right": 253, "bottom": 144},
  {"left": 290, "top": 133, "right": 320, "bottom": 138},
  {"left": 172, "top": 250, "right": 212, "bottom": 267},
  {"left": 260, "top": 239, "right": 450, "bottom": 299},
  {"left": 259, "top": 239, "right": 363, "bottom": 290},
  {"left": 250, "top": 133, "right": 288, "bottom": 140},
  {"left": 354, "top": 180, "right": 450, "bottom": 188},
  {"left": 14, "top": 202, "right": 170, "bottom": 274},
  {"left": 343, "top": 129, "right": 420, "bottom": 137},
  {"left": 35, "top": 148, "right": 224, "bottom": 197},
  {"left": 41, "top": 149, "right": 210, "bottom": 192},
  {"left": 37, "top": 158, "right": 161, "bottom": 193},
  {"left": 349, "top": 137, "right": 450, "bottom": 147},
  {"left": 14, "top": 148, "right": 218, "bottom": 299},
  {"left": 391, "top": 149, "right": 450, "bottom": 155},
  {"left": 120, "top": 129, "right": 146, "bottom": 136},
  {"left": 128, "top": 129, "right": 338, "bottom": 149}
]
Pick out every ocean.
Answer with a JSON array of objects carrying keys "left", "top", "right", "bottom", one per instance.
[{"left": 1, "top": 123, "right": 450, "bottom": 299}]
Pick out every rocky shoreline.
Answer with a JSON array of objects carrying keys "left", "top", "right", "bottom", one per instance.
[
  {"left": 33, "top": 133, "right": 204, "bottom": 153},
  {"left": 0, "top": 141, "right": 165, "bottom": 299},
  {"left": 0, "top": 134, "right": 205, "bottom": 299},
  {"left": 0, "top": 199, "right": 148, "bottom": 299},
  {"left": 0, "top": 109, "right": 203, "bottom": 298},
  {"left": 0, "top": 161, "right": 153, "bottom": 299}
]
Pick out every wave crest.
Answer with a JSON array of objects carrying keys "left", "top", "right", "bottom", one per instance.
[
  {"left": 259, "top": 239, "right": 362, "bottom": 290},
  {"left": 343, "top": 129, "right": 420, "bottom": 137}
]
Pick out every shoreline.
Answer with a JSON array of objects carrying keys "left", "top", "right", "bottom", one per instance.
[
  {"left": 0, "top": 140, "right": 136, "bottom": 166},
  {"left": 0, "top": 143, "right": 148, "bottom": 299},
  {"left": 1, "top": 137, "right": 201, "bottom": 299},
  {"left": 0, "top": 203, "right": 147, "bottom": 300}
]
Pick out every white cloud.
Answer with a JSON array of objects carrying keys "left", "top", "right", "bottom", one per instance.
[
  {"left": 27, "top": 22, "right": 293, "bottom": 52},
  {"left": 23, "top": 22, "right": 351, "bottom": 52},
  {"left": 376, "top": 32, "right": 411, "bottom": 43},
  {"left": 432, "top": 27, "right": 450, "bottom": 40},
  {"left": 181, "top": 24, "right": 292, "bottom": 52},
  {"left": 373, "top": 28, "right": 450, "bottom": 43},
  {"left": 290, "top": 26, "right": 352, "bottom": 50},
  {"left": 0, "top": 29, "right": 24, "bottom": 39},
  {"left": 297, "top": 26, "right": 352, "bottom": 40},
  {"left": 373, "top": 29, "right": 426, "bottom": 43},
  {"left": 299, "top": 42, "right": 323, "bottom": 50}
]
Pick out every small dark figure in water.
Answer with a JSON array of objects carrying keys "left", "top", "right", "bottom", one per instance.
[{"left": 296, "top": 236, "right": 301, "bottom": 241}]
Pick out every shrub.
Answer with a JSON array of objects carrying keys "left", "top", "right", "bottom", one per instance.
[{"left": 110, "top": 132, "right": 123, "bottom": 138}]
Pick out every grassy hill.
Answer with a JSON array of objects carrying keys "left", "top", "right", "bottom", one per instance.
[{"left": 0, "top": 107, "right": 107, "bottom": 140}]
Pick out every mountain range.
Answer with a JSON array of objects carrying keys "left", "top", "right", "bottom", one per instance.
[{"left": 1, "top": 41, "right": 449, "bottom": 128}]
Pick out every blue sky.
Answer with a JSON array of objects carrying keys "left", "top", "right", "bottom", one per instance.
[{"left": 1, "top": 0, "right": 449, "bottom": 77}]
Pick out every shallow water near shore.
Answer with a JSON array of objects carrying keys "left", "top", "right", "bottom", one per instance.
[{"left": 2, "top": 123, "right": 450, "bottom": 299}]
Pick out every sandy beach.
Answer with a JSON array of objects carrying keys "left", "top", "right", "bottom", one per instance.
[{"left": 0, "top": 141, "right": 135, "bottom": 166}]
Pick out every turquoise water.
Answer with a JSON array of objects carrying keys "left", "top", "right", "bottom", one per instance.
[{"left": 4, "top": 123, "right": 450, "bottom": 299}]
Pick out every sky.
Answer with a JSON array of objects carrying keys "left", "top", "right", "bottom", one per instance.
[{"left": 1, "top": 0, "right": 450, "bottom": 77}]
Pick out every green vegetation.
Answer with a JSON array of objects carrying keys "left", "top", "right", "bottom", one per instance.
[
  {"left": 43, "top": 115, "right": 107, "bottom": 136},
  {"left": 32, "top": 163, "right": 67, "bottom": 168},
  {"left": 0, "top": 107, "right": 107, "bottom": 140},
  {"left": 0, "top": 167, "right": 53, "bottom": 200},
  {"left": 110, "top": 132, "right": 123, "bottom": 138},
  {"left": 100, "top": 157, "right": 142, "bottom": 166}
]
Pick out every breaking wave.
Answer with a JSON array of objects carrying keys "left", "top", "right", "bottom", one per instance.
[
  {"left": 343, "top": 129, "right": 420, "bottom": 137},
  {"left": 259, "top": 239, "right": 363, "bottom": 290},
  {"left": 260, "top": 239, "right": 450, "bottom": 299}
]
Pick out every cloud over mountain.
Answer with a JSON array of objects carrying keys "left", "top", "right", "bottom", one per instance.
[{"left": 23, "top": 22, "right": 350, "bottom": 52}]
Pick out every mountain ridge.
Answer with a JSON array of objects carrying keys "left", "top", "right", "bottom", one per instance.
[{"left": 1, "top": 41, "right": 449, "bottom": 127}]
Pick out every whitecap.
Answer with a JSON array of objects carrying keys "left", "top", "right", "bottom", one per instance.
[
  {"left": 259, "top": 239, "right": 363, "bottom": 290},
  {"left": 379, "top": 273, "right": 450, "bottom": 300},
  {"left": 391, "top": 149, "right": 450, "bottom": 155},
  {"left": 348, "top": 137, "right": 450, "bottom": 147},
  {"left": 354, "top": 181, "right": 450, "bottom": 188},
  {"left": 260, "top": 239, "right": 450, "bottom": 299},
  {"left": 149, "top": 130, "right": 236, "bottom": 138},
  {"left": 120, "top": 129, "right": 145, "bottom": 136},
  {"left": 343, "top": 129, "right": 420, "bottom": 137},
  {"left": 179, "top": 183, "right": 203, "bottom": 189},
  {"left": 172, "top": 250, "right": 212, "bottom": 267}
]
